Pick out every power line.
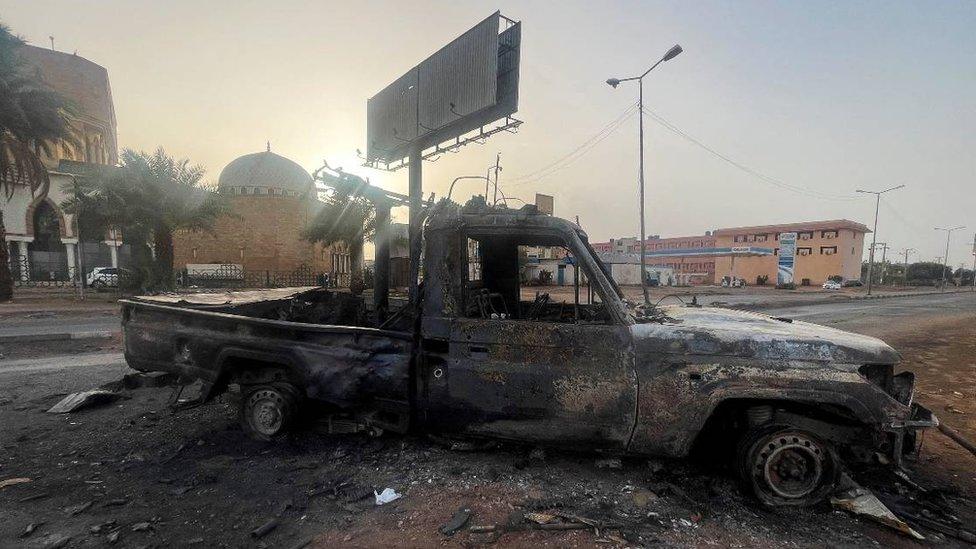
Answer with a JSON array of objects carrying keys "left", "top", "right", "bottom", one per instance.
[
  {"left": 642, "top": 107, "right": 860, "bottom": 202},
  {"left": 506, "top": 102, "right": 639, "bottom": 186}
]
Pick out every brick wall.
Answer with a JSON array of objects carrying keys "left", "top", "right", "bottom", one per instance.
[{"left": 173, "top": 194, "right": 349, "bottom": 275}]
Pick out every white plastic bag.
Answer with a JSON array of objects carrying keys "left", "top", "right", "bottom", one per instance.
[{"left": 374, "top": 487, "right": 401, "bottom": 505}]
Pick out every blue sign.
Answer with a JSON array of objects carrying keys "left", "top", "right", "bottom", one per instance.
[{"left": 777, "top": 232, "right": 797, "bottom": 285}]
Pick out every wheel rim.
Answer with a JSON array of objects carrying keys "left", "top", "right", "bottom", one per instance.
[
  {"left": 248, "top": 389, "right": 285, "bottom": 436},
  {"left": 755, "top": 433, "right": 825, "bottom": 500}
]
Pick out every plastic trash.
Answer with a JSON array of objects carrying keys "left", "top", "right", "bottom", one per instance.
[{"left": 374, "top": 487, "right": 401, "bottom": 505}]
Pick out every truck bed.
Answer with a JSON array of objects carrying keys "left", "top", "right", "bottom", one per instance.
[{"left": 120, "top": 287, "right": 413, "bottom": 412}]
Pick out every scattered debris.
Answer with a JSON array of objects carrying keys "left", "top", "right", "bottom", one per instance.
[
  {"left": 63, "top": 500, "right": 94, "bottom": 516},
  {"left": 631, "top": 488, "right": 658, "bottom": 507},
  {"left": 524, "top": 512, "right": 557, "bottom": 525},
  {"left": 19, "top": 522, "right": 44, "bottom": 538},
  {"left": 38, "top": 534, "right": 71, "bottom": 549},
  {"left": 374, "top": 487, "right": 401, "bottom": 505},
  {"left": 937, "top": 422, "right": 976, "bottom": 458},
  {"left": 439, "top": 505, "right": 472, "bottom": 536},
  {"left": 251, "top": 518, "right": 279, "bottom": 538},
  {"left": 831, "top": 486, "right": 924, "bottom": 540},
  {"left": 0, "top": 477, "right": 31, "bottom": 489},
  {"left": 595, "top": 457, "right": 623, "bottom": 469},
  {"left": 287, "top": 537, "right": 312, "bottom": 549},
  {"left": 47, "top": 389, "right": 124, "bottom": 413},
  {"left": 898, "top": 509, "right": 976, "bottom": 544}
]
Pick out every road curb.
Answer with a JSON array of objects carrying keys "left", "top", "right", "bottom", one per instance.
[{"left": 0, "top": 331, "right": 120, "bottom": 344}]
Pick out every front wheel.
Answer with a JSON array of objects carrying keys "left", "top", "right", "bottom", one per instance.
[
  {"left": 240, "top": 383, "right": 300, "bottom": 441},
  {"left": 737, "top": 424, "right": 840, "bottom": 507}
]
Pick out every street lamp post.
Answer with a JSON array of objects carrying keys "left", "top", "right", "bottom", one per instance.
[
  {"left": 935, "top": 225, "right": 965, "bottom": 292},
  {"left": 607, "top": 44, "right": 682, "bottom": 305},
  {"left": 856, "top": 185, "right": 905, "bottom": 295},
  {"left": 901, "top": 247, "right": 915, "bottom": 286}
]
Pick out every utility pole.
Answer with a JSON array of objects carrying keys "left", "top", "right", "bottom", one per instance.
[
  {"left": 970, "top": 234, "right": 976, "bottom": 291},
  {"left": 901, "top": 247, "right": 915, "bottom": 286},
  {"left": 856, "top": 185, "right": 905, "bottom": 295},
  {"left": 873, "top": 242, "right": 889, "bottom": 285},
  {"left": 492, "top": 153, "right": 501, "bottom": 206},
  {"left": 607, "top": 44, "right": 683, "bottom": 305},
  {"left": 935, "top": 225, "right": 965, "bottom": 292}
]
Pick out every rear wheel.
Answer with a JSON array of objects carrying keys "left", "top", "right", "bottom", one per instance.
[
  {"left": 737, "top": 424, "right": 840, "bottom": 507},
  {"left": 240, "top": 383, "right": 300, "bottom": 440}
]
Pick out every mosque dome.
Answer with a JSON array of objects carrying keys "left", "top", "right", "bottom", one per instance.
[{"left": 218, "top": 150, "right": 312, "bottom": 196}]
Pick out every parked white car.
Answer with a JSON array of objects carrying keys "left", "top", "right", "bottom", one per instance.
[
  {"left": 87, "top": 267, "right": 120, "bottom": 288},
  {"left": 822, "top": 280, "right": 842, "bottom": 290}
]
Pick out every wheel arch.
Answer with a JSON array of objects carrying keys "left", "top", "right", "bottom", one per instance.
[
  {"left": 212, "top": 347, "right": 306, "bottom": 396},
  {"left": 686, "top": 391, "right": 882, "bottom": 457}
]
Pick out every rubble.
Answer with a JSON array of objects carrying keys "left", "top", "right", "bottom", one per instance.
[
  {"left": 46, "top": 389, "right": 124, "bottom": 413},
  {"left": 0, "top": 477, "right": 31, "bottom": 489},
  {"left": 830, "top": 486, "right": 924, "bottom": 540},
  {"left": 438, "top": 505, "right": 472, "bottom": 535}
]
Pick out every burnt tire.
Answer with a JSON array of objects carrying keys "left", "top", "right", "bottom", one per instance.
[
  {"left": 240, "top": 383, "right": 300, "bottom": 441},
  {"left": 737, "top": 423, "right": 840, "bottom": 507}
]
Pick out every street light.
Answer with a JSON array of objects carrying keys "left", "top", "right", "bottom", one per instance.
[
  {"left": 856, "top": 185, "right": 905, "bottom": 295},
  {"left": 935, "top": 225, "right": 965, "bottom": 292},
  {"left": 607, "top": 44, "right": 683, "bottom": 305}
]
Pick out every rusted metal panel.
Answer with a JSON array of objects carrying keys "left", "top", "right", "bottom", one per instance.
[{"left": 422, "top": 319, "right": 636, "bottom": 448}]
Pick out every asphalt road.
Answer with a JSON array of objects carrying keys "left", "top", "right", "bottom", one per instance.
[
  {"left": 0, "top": 311, "right": 120, "bottom": 339},
  {"left": 758, "top": 290, "right": 976, "bottom": 333}
]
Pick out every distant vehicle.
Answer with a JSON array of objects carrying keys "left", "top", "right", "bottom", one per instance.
[
  {"left": 87, "top": 267, "right": 120, "bottom": 288},
  {"left": 721, "top": 276, "right": 746, "bottom": 288},
  {"left": 822, "top": 280, "right": 842, "bottom": 290},
  {"left": 843, "top": 280, "right": 864, "bottom": 287}
]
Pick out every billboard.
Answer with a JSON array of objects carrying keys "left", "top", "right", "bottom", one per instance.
[
  {"left": 367, "top": 12, "right": 521, "bottom": 164},
  {"left": 777, "top": 232, "right": 797, "bottom": 285},
  {"left": 535, "top": 193, "right": 553, "bottom": 215}
]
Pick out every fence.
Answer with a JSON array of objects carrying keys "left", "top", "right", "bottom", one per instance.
[
  {"left": 179, "top": 264, "right": 350, "bottom": 290},
  {"left": 6, "top": 253, "right": 350, "bottom": 292}
]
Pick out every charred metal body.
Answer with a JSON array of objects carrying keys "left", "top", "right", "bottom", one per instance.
[{"left": 121, "top": 199, "right": 937, "bottom": 505}]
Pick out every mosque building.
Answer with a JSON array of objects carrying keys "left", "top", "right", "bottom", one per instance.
[{"left": 171, "top": 147, "right": 352, "bottom": 283}]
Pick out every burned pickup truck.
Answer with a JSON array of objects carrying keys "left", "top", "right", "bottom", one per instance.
[{"left": 121, "top": 199, "right": 936, "bottom": 507}]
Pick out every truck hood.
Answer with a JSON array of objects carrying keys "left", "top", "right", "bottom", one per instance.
[{"left": 631, "top": 306, "right": 900, "bottom": 365}]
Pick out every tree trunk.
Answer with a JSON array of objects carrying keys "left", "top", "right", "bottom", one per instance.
[
  {"left": 349, "top": 237, "right": 365, "bottom": 296},
  {"left": 0, "top": 209, "right": 13, "bottom": 302},
  {"left": 153, "top": 228, "right": 175, "bottom": 291}
]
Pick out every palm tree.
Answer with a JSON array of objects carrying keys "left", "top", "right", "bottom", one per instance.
[
  {"left": 0, "top": 23, "right": 75, "bottom": 301},
  {"left": 63, "top": 148, "right": 228, "bottom": 291},
  {"left": 303, "top": 187, "right": 376, "bottom": 295}
]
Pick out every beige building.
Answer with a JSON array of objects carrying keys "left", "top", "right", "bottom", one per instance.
[
  {"left": 713, "top": 220, "right": 869, "bottom": 285},
  {"left": 2, "top": 45, "right": 119, "bottom": 283},
  {"left": 172, "top": 150, "right": 352, "bottom": 282}
]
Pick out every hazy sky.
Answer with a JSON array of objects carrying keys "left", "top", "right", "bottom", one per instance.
[{"left": 4, "top": 0, "right": 975, "bottom": 263}]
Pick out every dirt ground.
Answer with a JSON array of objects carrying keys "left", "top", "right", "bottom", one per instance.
[{"left": 2, "top": 311, "right": 975, "bottom": 548}]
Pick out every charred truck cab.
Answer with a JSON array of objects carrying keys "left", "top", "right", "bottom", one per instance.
[{"left": 121, "top": 198, "right": 937, "bottom": 507}]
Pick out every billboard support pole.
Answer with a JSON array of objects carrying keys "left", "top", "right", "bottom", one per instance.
[
  {"left": 408, "top": 147, "right": 423, "bottom": 307},
  {"left": 373, "top": 201, "right": 391, "bottom": 324}
]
